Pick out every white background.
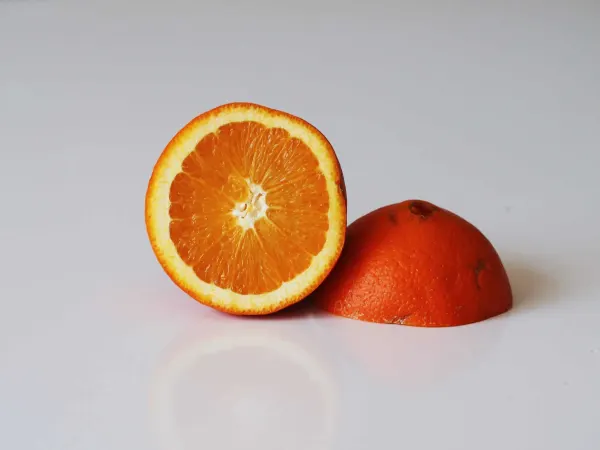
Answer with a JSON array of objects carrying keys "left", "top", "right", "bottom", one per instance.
[{"left": 1, "top": 1, "right": 599, "bottom": 449}]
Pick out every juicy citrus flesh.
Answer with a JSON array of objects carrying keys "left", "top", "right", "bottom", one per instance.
[
  {"left": 170, "top": 121, "right": 329, "bottom": 294},
  {"left": 313, "top": 200, "right": 512, "bottom": 327},
  {"left": 146, "top": 103, "right": 346, "bottom": 314}
]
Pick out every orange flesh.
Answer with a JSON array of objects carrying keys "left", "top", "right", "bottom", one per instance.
[{"left": 168, "top": 121, "right": 329, "bottom": 295}]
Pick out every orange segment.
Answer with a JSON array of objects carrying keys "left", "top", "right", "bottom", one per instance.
[{"left": 145, "top": 103, "right": 346, "bottom": 314}]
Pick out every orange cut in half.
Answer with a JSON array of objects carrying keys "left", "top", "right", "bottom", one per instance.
[{"left": 145, "top": 103, "right": 347, "bottom": 315}]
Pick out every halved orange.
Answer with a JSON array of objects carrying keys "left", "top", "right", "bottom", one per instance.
[{"left": 145, "top": 103, "right": 347, "bottom": 315}]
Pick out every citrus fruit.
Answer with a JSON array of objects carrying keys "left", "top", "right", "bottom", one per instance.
[
  {"left": 312, "top": 200, "right": 512, "bottom": 327},
  {"left": 145, "top": 103, "right": 346, "bottom": 315}
]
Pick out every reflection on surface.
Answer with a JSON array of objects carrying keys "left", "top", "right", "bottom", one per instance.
[
  {"left": 150, "top": 316, "right": 337, "bottom": 450},
  {"left": 310, "top": 313, "right": 509, "bottom": 450},
  {"left": 148, "top": 300, "right": 509, "bottom": 450},
  {"left": 319, "top": 310, "right": 508, "bottom": 389}
]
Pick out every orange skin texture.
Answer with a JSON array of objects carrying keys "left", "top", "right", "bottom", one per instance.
[{"left": 313, "top": 200, "right": 513, "bottom": 327}]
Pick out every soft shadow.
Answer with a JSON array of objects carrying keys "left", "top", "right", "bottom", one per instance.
[
  {"left": 215, "top": 297, "right": 327, "bottom": 321},
  {"left": 267, "top": 299, "right": 327, "bottom": 319},
  {"left": 504, "top": 260, "right": 562, "bottom": 311}
]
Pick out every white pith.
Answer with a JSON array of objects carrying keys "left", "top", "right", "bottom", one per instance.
[{"left": 232, "top": 181, "right": 268, "bottom": 230}]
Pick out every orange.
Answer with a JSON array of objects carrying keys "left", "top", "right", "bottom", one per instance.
[
  {"left": 312, "top": 200, "right": 512, "bottom": 327},
  {"left": 145, "top": 103, "right": 346, "bottom": 315}
]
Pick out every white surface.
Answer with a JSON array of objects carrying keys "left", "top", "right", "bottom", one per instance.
[{"left": 1, "top": 1, "right": 600, "bottom": 449}]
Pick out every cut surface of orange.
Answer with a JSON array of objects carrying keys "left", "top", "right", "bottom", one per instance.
[{"left": 146, "top": 103, "right": 346, "bottom": 314}]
